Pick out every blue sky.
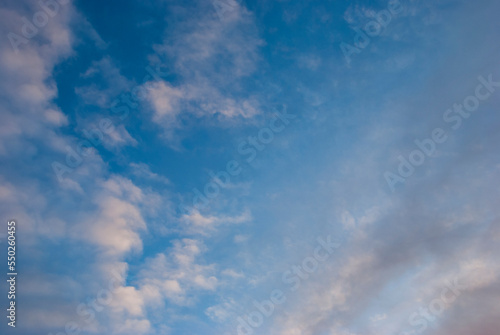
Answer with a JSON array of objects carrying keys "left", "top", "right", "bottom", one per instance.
[{"left": 1, "top": 0, "right": 500, "bottom": 334}]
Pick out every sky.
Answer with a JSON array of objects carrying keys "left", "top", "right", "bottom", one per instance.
[{"left": 0, "top": 0, "right": 500, "bottom": 334}]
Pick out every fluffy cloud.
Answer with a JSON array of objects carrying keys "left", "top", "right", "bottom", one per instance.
[
  {"left": 139, "top": 0, "right": 263, "bottom": 143},
  {"left": 137, "top": 238, "right": 219, "bottom": 306}
]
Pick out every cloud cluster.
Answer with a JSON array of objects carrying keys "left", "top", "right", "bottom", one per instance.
[{"left": 139, "top": 0, "right": 264, "bottom": 144}]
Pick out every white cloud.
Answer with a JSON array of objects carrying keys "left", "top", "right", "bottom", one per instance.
[
  {"left": 137, "top": 238, "right": 219, "bottom": 306},
  {"left": 205, "top": 298, "right": 239, "bottom": 323},
  {"left": 110, "top": 286, "right": 146, "bottom": 317},
  {"left": 181, "top": 208, "right": 251, "bottom": 235},
  {"left": 129, "top": 162, "right": 170, "bottom": 185},
  {"left": 113, "top": 319, "right": 151, "bottom": 335},
  {"left": 147, "top": 81, "right": 184, "bottom": 120},
  {"left": 141, "top": 0, "right": 264, "bottom": 143},
  {"left": 103, "top": 124, "right": 138, "bottom": 148},
  {"left": 75, "top": 56, "right": 133, "bottom": 108},
  {"left": 221, "top": 269, "right": 244, "bottom": 279},
  {"left": 0, "top": 2, "right": 74, "bottom": 155},
  {"left": 78, "top": 176, "right": 148, "bottom": 258}
]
